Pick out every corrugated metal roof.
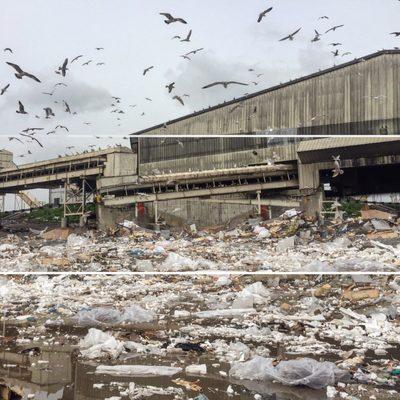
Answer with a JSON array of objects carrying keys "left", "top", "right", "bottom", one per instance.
[
  {"left": 131, "top": 49, "right": 400, "bottom": 136},
  {"left": 297, "top": 137, "right": 400, "bottom": 152}
]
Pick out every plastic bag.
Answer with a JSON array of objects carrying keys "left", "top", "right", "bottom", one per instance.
[
  {"left": 76, "top": 305, "right": 155, "bottom": 326},
  {"left": 79, "top": 328, "right": 124, "bottom": 359},
  {"left": 95, "top": 364, "right": 182, "bottom": 377},
  {"left": 229, "top": 356, "right": 349, "bottom": 389}
]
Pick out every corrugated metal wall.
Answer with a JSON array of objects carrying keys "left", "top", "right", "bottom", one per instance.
[{"left": 134, "top": 52, "right": 400, "bottom": 135}]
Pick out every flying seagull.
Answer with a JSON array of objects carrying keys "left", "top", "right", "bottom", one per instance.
[
  {"left": 332, "top": 50, "right": 339, "bottom": 57},
  {"left": 71, "top": 55, "right": 83, "bottom": 63},
  {"left": 319, "top": 16, "right": 329, "bottom": 20},
  {"left": 54, "top": 82, "right": 67, "bottom": 87},
  {"left": 166, "top": 82, "right": 175, "bottom": 93},
  {"left": 63, "top": 100, "right": 71, "bottom": 113},
  {"left": 20, "top": 133, "right": 43, "bottom": 148},
  {"left": 56, "top": 58, "right": 68, "bottom": 76},
  {"left": 342, "top": 52, "right": 352, "bottom": 57},
  {"left": 311, "top": 30, "right": 322, "bottom": 42},
  {"left": 185, "top": 48, "right": 204, "bottom": 56},
  {"left": 16, "top": 101, "right": 27, "bottom": 114},
  {"left": 330, "top": 42, "right": 342, "bottom": 46},
  {"left": 332, "top": 156, "right": 344, "bottom": 177},
  {"left": 82, "top": 60, "right": 92, "bottom": 66},
  {"left": 3, "top": 48, "right": 13, "bottom": 53},
  {"left": 325, "top": 25, "right": 344, "bottom": 34},
  {"left": 95, "top": 47, "right": 104, "bottom": 50},
  {"left": 180, "top": 30, "right": 192, "bottom": 42},
  {"left": 173, "top": 95, "right": 184, "bottom": 105},
  {"left": 143, "top": 66, "right": 154, "bottom": 75},
  {"left": 202, "top": 81, "right": 248, "bottom": 89},
  {"left": 43, "top": 107, "right": 55, "bottom": 118},
  {"left": 172, "top": 35, "right": 181, "bottom": 40},
  {"left": 159, "top": 13, "right": 187, "bottom": 24},
  {"left": 1, "top": 83, "right": 10, "bottom": 95},
  {"left": 55, "top": 125, "right": 69, "bottom": 132},
  {"left": 257, "top": 7, "right": 273, "bottom": 23},
  {"left": 97, "top": 62, "right": 105, "bottom": 66},
  {"left": 279, "top": 28, "right": 302, "bottom": 41},
  {"left": 390, "top": 32, "right": 400, "bottom": 37},
  {"left": 6, "top": 62, "right": 41, "bottom": 82}
]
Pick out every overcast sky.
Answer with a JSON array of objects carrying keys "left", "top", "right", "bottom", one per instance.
[{"left": 0, "top": 0, "right": 399, "bottom": 164}]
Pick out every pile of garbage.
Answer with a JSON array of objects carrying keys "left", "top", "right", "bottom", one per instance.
[
  {"left": 0, "top": 274, "right": 398, "bottom": 399},
  {"left": 0, "top": 208, "right": 400, "bottom": 272}
]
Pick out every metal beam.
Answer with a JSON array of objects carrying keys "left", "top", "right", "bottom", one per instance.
[
  {"left": 103, "top": 179, "right": 299, "bottom": 206},
  {"left": 200, "top": 198, "right": 301, "bottom": 207}
]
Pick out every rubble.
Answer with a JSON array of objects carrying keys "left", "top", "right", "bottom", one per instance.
[{"left": 0, "top": 211, "right": 399, "bottom": 271}]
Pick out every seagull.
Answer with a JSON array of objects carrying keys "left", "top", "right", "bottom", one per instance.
[
  {"left": 202, "top": 81, "right": 248, "bottom": 89},
  {"left": 279, "top": 28, "right": 302, "bottom": 41},
  {"left": 42, "top": 90, "right": 55, "bottom": 96},
  {"left": 55, "top": 125, "right": 69, "bottom": 132},
  {"left": 180, "top": 30, "right": 192, "bottom": 42},
  {"left": 63, "top": 101, "right": 71, "bottom": 113},
  {"left": 325, "top": 25, "right": 344, "bottom": 34},
  {"left": 54, "top": 82, "right": 67, "bottom": 87},
  {"left": 43, "top": 107, "right": 55, "bottom": 118},
  {"left": 6, "top": 62, "right": 41, "bottom": 82},
  {"left": 390, "top": 32, "right": 400, "bottom": 37},
  {"left": 3, "top": 48, "right": 13, "bottom": 53},
  {"left": 319, "top": 16, "right": 329, "bottom": 20},
  {"left": 332, "top": 156, "right": 344, "bottom": 177},
  {"left": 82, "top": 60, "right": 92, "bottom": 66},
  {"left": 143, "top": 66, "right": 154, "bottom": 75},
  {"left": 342, "top": 52, "right": 352, "bottom": 57},
  {"left": 185, "top": 48, "right": 204, "bottom": 56},
  {"left": 95, "top": 47, "right": 104, "bottom": 50},
  {"left": 56, "top": 58, "right": 68, "bottom": 76},
  {"left": 16, "top": 101, "right": 27, "bottom": 114},
  {"left": 97, "top": 62, "right": 105, "bottom": 66},
  {"left": 173, "top": 95, "right": 184, "bottom": 105},
  {"left": 330, "top": 42, "right": 342, "bottom": 46},
  {"left": 181, "top": 55, "right": 191, "bottom": 61},
  {"left": 172, "top": 35, "right": 181, "bottom": 40},
  {"left": 332, "top": 50, "right": 339, "bottom": 57},
  {"left": 183, "top": 94, "right": 190, "bottom": 97},
  {"left": 257, "top": 7, "right": 273, "bottom": 23},
  {"left": 311, "top": 30, "right": 322, "bottom": 42},
  {"left": 145, "top": 97, "right": 152, "bottom": 101},
  {"left": 166, "top": 82, "right": 175, "bottom": 93},
  {"left": 230, "top": 100, "right": 245, "bottom": 113},
  {"left": 159, "top": 12, "right": 187, "bottom": 24},
  {"left": 9, "top": 136, "right": 23, "bottom": 144},
  {"left": 20, "top": 133, "right": 43, "bottom": 147},
  {"left": 1, "top": 83, "right": 10, "bottom": 95},
  {"left": 22, "top": 127, "right": 43, "bottom": 133},
  {"left": 71, "top": 55, "right": 83, "bottom": 63},
  {"left": 129, "top": 104, "right": 137, "bottom": 108}
]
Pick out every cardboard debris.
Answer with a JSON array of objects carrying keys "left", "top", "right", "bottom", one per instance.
[{"left": 361, "top": 209, "right": 395, "bottom": 221}]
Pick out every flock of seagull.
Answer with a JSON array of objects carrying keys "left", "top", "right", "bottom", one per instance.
[{"left": 0, "top": 7, "right": 399, "bottom": 162}]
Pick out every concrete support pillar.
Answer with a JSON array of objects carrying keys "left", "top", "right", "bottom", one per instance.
[
  {"left": 79, "top": 215, "right": 87, "bottom": 227},
  {"left": 154, "top": 200, "right": 158, "bottom": 223},
  {"left": 61, "top": 217, "right": 68, "bottom": 228},
  {"left": 301, "top": 188, "right": 324, "bottom": 219},
  {"left": 256, "top": 190, "right": 261, "bottom": 215}
]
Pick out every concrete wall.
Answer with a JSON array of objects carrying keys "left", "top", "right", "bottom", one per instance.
[
  {"left": 104, "top": 152, "right": 137, "bottom": 177},
  {"left": 145, "top": 195, "right": 258, "bottom": 228},
  {"left": 96, "top": 204, "right": 136, "bottom": 230}
]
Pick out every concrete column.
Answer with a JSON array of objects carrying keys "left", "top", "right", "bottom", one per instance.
[
  {"left": 61, "top": 217, "right": 68, "bottom": 228},
  {"left": 79, "top": 215, "right": 87, "bottom": 227},
  {"left": 301, "top": 188, "right": 324, "bottom": 219},
  {"left": 256, "top": 190, "right": 261, "bottom": 215}
]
